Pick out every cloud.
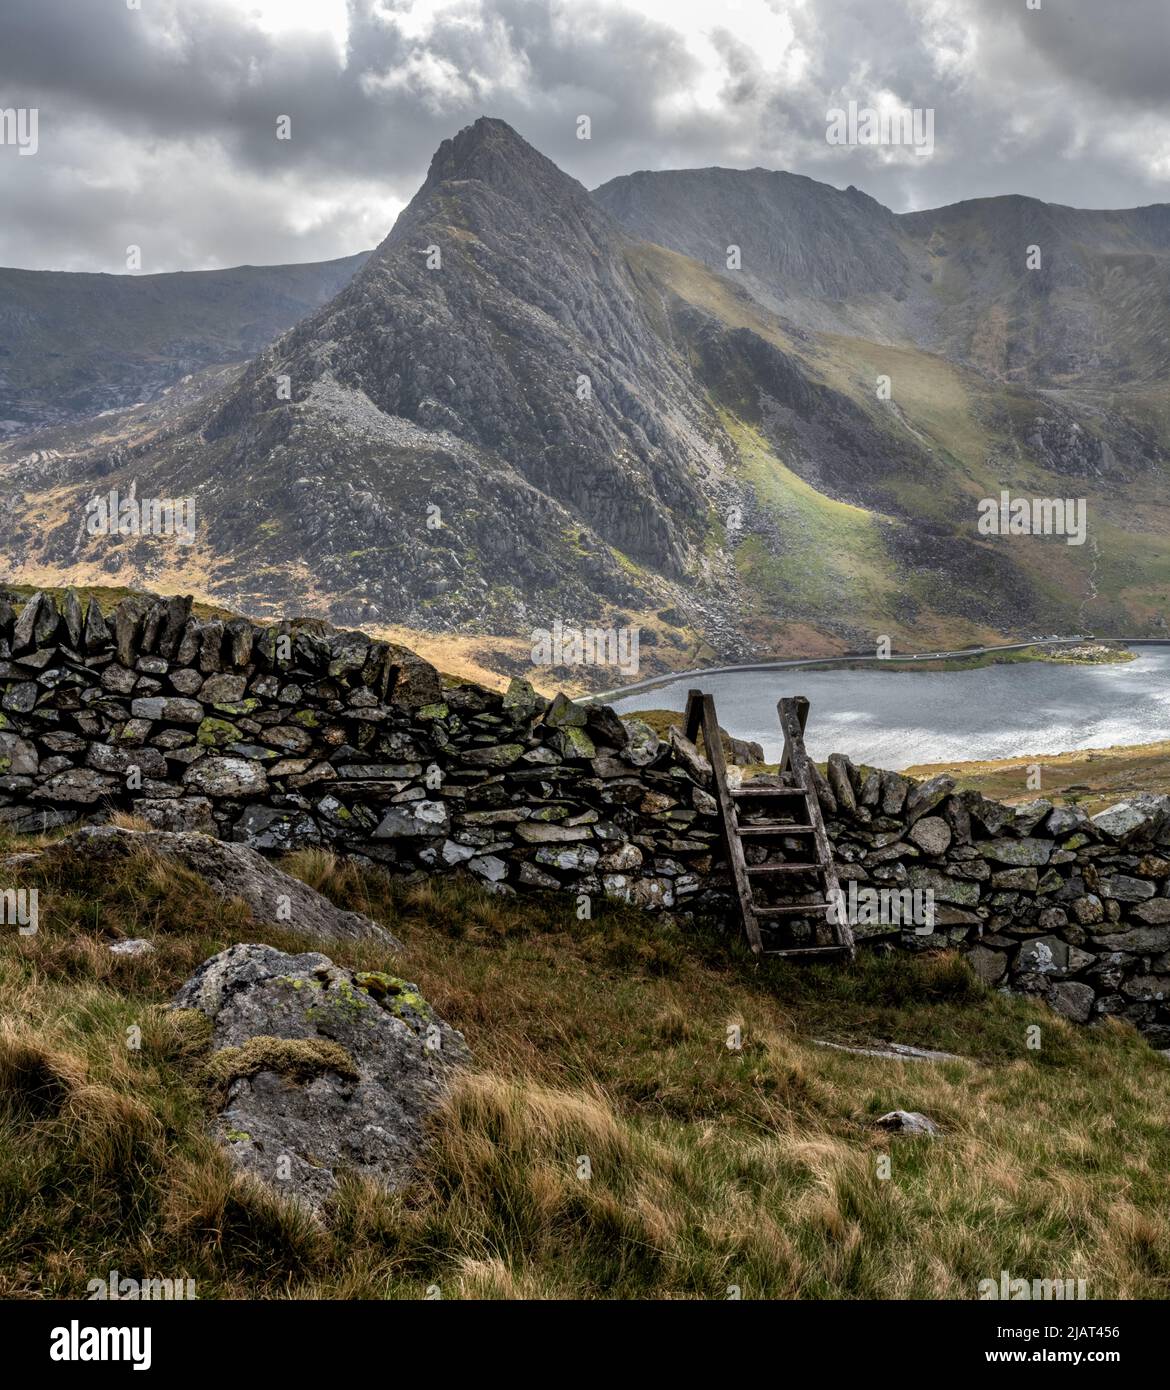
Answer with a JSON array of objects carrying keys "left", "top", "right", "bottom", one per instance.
[{"left": 0, "top": 0, "right": 1166, "bottom": 271}]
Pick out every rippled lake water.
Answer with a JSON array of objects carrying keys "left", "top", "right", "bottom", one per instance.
[{"left": 611, "top": 646, "right": 1170, "bottom": 768}]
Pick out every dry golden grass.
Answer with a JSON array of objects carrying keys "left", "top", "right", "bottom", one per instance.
[{"left": 0, "top": 832, "right": 1167, "bottom": 1299}]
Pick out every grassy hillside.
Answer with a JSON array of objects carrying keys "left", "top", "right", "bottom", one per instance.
[
  {"left": 2, "top": 827, "right": 1167, "bottom": 1299},
  {"left": 906, "top": 740, "right": 1170, "bottom": 815}
]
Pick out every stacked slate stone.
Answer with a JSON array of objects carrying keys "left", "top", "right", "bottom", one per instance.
[
  {"left": 3, "top": 588, "right": 1169, "bottom": 1044},
  {"left": 0, "top": 590, "right": 729, "bottom": 918},
  {"left": 813, "top": 753, "right": 1170, "bottom": 1046},
  {"left": 369, "top": 687, "right": 726, "bottom": 914}
]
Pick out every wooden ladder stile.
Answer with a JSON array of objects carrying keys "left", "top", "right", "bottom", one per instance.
[
  {"left": 683, "top": 689, "right": 855, "bottom": 961},
  {"left": 775, "top": 696, "right": 854, "bottom": 960}
]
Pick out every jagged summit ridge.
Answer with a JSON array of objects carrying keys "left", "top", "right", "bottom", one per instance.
[{"left": 415, "top": 115, "right": 593, "bottom": 211}]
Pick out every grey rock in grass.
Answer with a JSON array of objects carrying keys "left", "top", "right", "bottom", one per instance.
[
  {"left": 43, "top": 824, "right": 396, "bottom": 945},
  {"left": 109, "top": 938, "right": 155, "bottom": 957},
  {"left": 874, "top": 1110, "right": 940, "bottom": 1136},
  {"left": 173, "top": 942, "right": 468, "bottom": 1211}
]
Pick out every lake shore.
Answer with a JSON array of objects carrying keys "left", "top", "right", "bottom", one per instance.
[{"left": 613, "top": 645, "right": 1170, "bottom": 769}]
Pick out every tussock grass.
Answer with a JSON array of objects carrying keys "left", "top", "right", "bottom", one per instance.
[{"left": 0, "top": 829, "right": 1167, "bottom": 1298}]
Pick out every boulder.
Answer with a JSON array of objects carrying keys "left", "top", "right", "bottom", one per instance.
[
  {"left": 908, "top": 816, "right": 951, "bottom": 856},
  {"left": 879, "top": 770, "right": 908, "bottom": 816},
  {"left": 1092, "top": 797, "right": 1169, "bottom": 843},
  {"left": 501, "top": 677, "right": 544, "bottom": 722},
  {"left": 1048, "top": 982, "right": 1095, "bottom": 1023},
  {"left": 979, "top": 836, "right": 1052, "bottom": 867},
  {"left": 1014, "top": 936, "right": 1069, "bottom": 975},
  {"left": 515, "top": 822, "right": 591, "bottom": 844},
  {"left": 1046, "top": 805, "right": 1088, "bottom": 837},
  {"left": 0, "top": 732, "right": 39, "bottom": 777},
  {"left": 1099, "top": 875, "right": 1156, "bottom": 902},
  {"left": 31, "top": 768, "right": 118, "bottom": 805},
  {"left": 133, "top": 797, "right": 217, "bottom": 835},
  {"left": 173, "top": 943, "right": 467, "bottom": 1210},
  {"left": 40, "top": 825, "right": 394, "bottom": 943},
  {"left": 826, "top": 754, "right": 857, "bottom": 814},
  {"left": 459, "top": 743, "right": 525, "bottom": 768},
  {"left": 373, "top": 800, "right": 450, "bottom": 839},
  {"left": 668, "top": 727, "right": 712, "bottom": 788},
  {"left": 620, "top": 719, "right": 660, "bottom": 767},
  {"left": 905, "top": 774, "right": 954, "bottom": 823},
  {"left": 131, "top": 696, "right": 204, "bottom": 725},
  {"left": 1012, "top": 799, "right": 1054, "bottom": 834},
  {"left": 584, "top": 703, "right": 628, "bottom": 750},
  {"left": 384, "top": 644, "right": 442, "bottom": 709},
  {"left": 544, "top": 692, "right": 588, "bottom": 728},
  {"left": 1130, "top": 900, "right": 1170, "bottom": 926}
]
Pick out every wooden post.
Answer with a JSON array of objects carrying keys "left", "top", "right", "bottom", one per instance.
[
  {"left": 684, "top": 688, "right": 703, "bottom": 745},
  {"left": 702, "top": 693, "right": 763, "bottom": 953},
  {"left": 778, "top": 695, "right": 809, "bottom": 782}
]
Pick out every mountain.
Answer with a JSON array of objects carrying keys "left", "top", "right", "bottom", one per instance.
[
  {"left": 594, "top": 167, "right": 915, "bottom": 341},
  {"left": 0, "top": 120, "right": 744, "bottom": 655},
  {"left": 594, "top": 169, "right": 1170, "bottom": 385},
  {"left": 2, "top": 119, "right": 1168, "bottom": 685},
  {"left": 0, "top": 251, "right": 370, "bottom": 435},
  {"left": 200, "top": 117, "right": 713, "bottom": 584}
]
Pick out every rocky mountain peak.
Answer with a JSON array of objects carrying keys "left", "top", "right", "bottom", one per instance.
[{"left": 402, "top": 115, "right": 598, "bottom": 235}]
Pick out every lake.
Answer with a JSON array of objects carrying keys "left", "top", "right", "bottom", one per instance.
[{"left": 610, "top": 646, "right": 1170, "bottom": 768}]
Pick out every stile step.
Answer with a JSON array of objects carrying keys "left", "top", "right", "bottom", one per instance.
[
  {"left": 753, "top": 902, "right": 835, "bottom": 916},
  {"left": 763, "top": 945, "right": 851, "bottom": 958},
  {"left": 731, "top": 787, "right": 807, "bottom": 799}
]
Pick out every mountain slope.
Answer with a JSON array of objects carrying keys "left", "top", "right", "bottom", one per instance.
[
  {"left": 203, "top": 117, "right": 717, "bottom": 579},
  {"left": 595, "top": 166, "right": 916, "bottom": 342},
  {"left": 0, "top": 251, "right": 370, "bottom": 436},
  {"left": 594, "top": 170, "right": 1170, "bottom": 386},
  {"left": 595, "top": 168, "right": 1170, "bottom": 647}
]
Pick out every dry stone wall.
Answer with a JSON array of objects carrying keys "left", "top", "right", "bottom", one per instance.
[
  {"left": 2, "top": 589, "right": 1169, "bottom": 1046},
  {"left": 812, "top": 754, "right": 1170, "bottom": 1047}
]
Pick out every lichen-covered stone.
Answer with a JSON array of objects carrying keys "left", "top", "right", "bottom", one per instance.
[
  {"left": 173, "top": 943, "right": 466, "bottom": 1210},
  {"left": 183, "top": 756, "right": 269, "bottom": 798}
]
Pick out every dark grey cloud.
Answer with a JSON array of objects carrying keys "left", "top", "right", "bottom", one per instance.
[
  {"left": 0, "top": 0, "right": 1166, "bottom": 272},
  {"left": 980, "top": 0, "right": 1170, "bottom": 108}
]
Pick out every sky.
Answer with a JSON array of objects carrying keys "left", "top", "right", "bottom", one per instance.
[{"left": 1, "top": 0, "right": 1168, "bottom": 273}]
